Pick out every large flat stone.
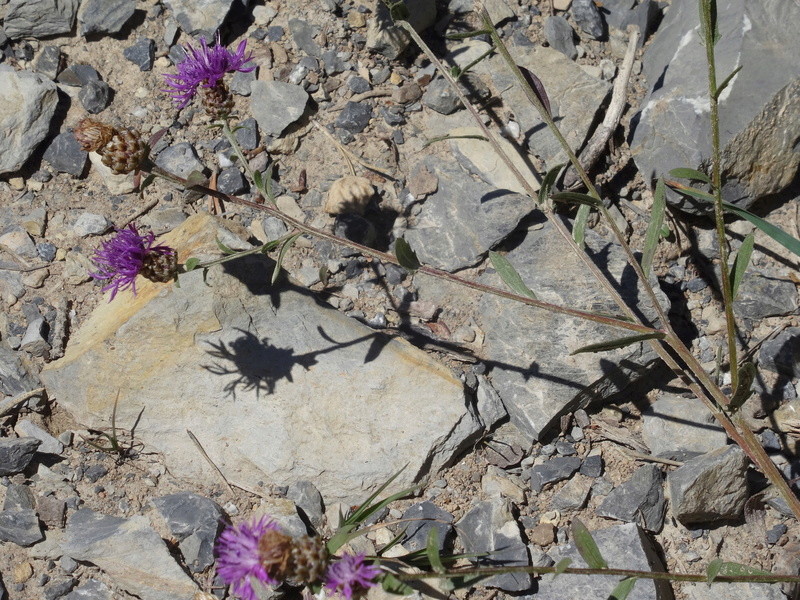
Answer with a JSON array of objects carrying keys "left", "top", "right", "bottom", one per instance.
[
  {"left": 163, "top": 0, "right": 234, "bottom": 37},
  {"left": 41, "top": 214, "right": 478, "bottom": 504},
  {"left": 3, "top": 0, "right": 79, "bottom": 39}
]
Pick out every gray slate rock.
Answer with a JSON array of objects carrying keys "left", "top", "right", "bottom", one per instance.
[
  {"left": 422, "top": 77, "right": 461, "bottom": 114},
  {"left": 234, "top": 117, "right": 259, "bottom": 150},
  {"left": 580, "top": 454, "right": 603, "bottom": 478},
  {"left": 630, "top": 0, "right": 800, "bottom": 212},
  {"left": 57, "top": 64, "right": 100, "bottom": 87},
  {"left": 163, "top": 0, "right": 235, "bottom": 38},
  {"left": 478, "top": 219, "right": 668, "bottom": 441},
  {"left": 400, "top": 501, "right": 453, "bottom": 551},
  {"left": 571, "top": 0, "right": 605, "bottom": 39},
  {"left": 4, "top": 0, "right": 79, "bottom": 39},
  {"left": 0, "top": 438, "right": 41, "bottom": 476},
  {"left": 0, "top": 68, "right": 58, "bottom": 175},
  {"left": 151, "top": 492, "right": 225, "bottom": 573},
  {"left": 73, "top": 213, "right": 111, "bottom": 237},
  {"left": 250, "top": 80, "right": 309, "bottom": 136},
  {"left": 43, "top": 132, "right": 87, "bottom": 176},
  {"left": 457, "top": 500, "right": 531, "bottom": 591},
  {"left": 3, "top": 484, "right": 36, "bottom": 511},
  {"left": 668, "top": 446, "right": 748, "bottom": 524},
  {"left": 63, "top": 508, "right": 199, "bottom": 600},
  {"left": 404, "top": 156, "right": 532, "bottom": 271},
  {"left": 733, "top": 269, "right": 798, "bottom": 321},
  {"left": 0, "top": 343, "right": 41, "bottom": 397},
  {"left": 123, "top": 38, "right": 156, "bottom": 72},
  {"left": 16, "top": 419, "right": 64, "bottom": 454},
  {"left": 34, "top": 46, "right": 63, "bottom": 80},
  {"left": 229, "top": 68, "right": 256, "bottom": 95},
  {"left": 597, "top": 465, "right": 665, "bottom": 532},
  {"left": 536, "top": 523, "right": 671, "bottom": 600},
  {"left": 77, "top": 0, "right": 135, "bottom": 36},
  {"left": 79, "top": 80, "right": 111, "bottom": 114},
  {"left": 289, "top": 18, "right": 322, "bottom": 57},
  {"left": 681, "top": 582, "right": 785, "bottom": 600},
  {"left": 527, "top": 456, "right": 581, "bottom": 493},
  {"left": 366, "top": 0, "right": 436, "bottom": 59},
  {"left": 641, "top": 394, "right": 727, "bottom": 460},
  {"left": 598, "top": 0, "right": 635, "bottom": 30},
  {"left": 759, "top": 327, "right": 800, "bottom": 378},
  {"left": 44, "top": 579, "right": 76, "bottom": 600},
  {"left": 335, "top": 101, "right": 372, "bottom": 133},
  {"left": 286, "top": 480, "right": 325, "bottom": 528},
  {"left": 544, "top": 16, "right": 577, "bottom": 60},
  {"left": 154, "top": 143, "right": 204, "bottom": 179},
  {"left": 217, "top": 168, "right": 248, "bottom": 195},
  {"left": 63, "top": 579, "right": 113, "bottom": 600},
  {"left": 0, "top": 508, "right": 43, "bottom": 546}
]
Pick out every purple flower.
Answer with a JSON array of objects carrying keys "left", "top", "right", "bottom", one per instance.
[
  {"left": 91, "top": 224, "right": 175, "bottom": 300},
  {"left": 163, "top": 31, "right": 254, "bottom": 109},
  {"left": 215, "top": 516, "right": 281, "bottom": 600},
  {"left": 324, "top": 554, "right": 382, "bottom": 600}
]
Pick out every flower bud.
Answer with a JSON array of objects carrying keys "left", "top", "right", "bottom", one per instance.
[
  {"left": 99, "top": 127, "right": 148, "bottom": 174},
  {"left": 74, "top": 118, "right": 115, "bottom": 152}
]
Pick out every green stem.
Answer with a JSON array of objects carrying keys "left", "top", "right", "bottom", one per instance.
[
  {"left": 220, "top": 118, "right": 270, "bottom": 202},
  {"left": 180, "top": 234, "right": 297, "bottom": 272}
]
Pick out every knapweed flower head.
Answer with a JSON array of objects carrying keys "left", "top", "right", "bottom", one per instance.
[
  {"left": 215, "top": 516, "right": 282, "bottom": 600},
  {"left": 91, "top": 224, "right": 177, "bottom": 300},
  {"left": 163, "top": 31, "right": 254, "bottom": 113},
  {"left": 73, "top": 118, "right": 148, "bottom": 174},
  {"left": 324, "top": 554, "right": 382, "bottom": 600}
]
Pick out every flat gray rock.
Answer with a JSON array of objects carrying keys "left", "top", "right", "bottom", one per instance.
[
  {"left": 77, "top": 0, "right": 135, "bottom": 36},
  {"left": 41, "top": 215, "right": 480, "bottom": 505},
  {"left": 544, "top": 16, "right": 577, "bottom": 60},
  {"left": 478, "top": 219, "right": 668, "bottom": 441},
  {"left": 404, "top": 156, "right": 533, "bottom": 271},
  {"left": 3, "top": 0, "right": 79, "bottom": 39},
  {"left": 366, "top": 0, "right": 436, "bottom": 59},
  {"left": 43, "top": 131, "right": 88, "bottom": 177},
  {"left": 733, "top": 269, "right": 798, "bottom": 321},
  {"left": 535, "top": 523, "right": 671, "bottom": 600},
  {"left": 250, "top": 80, "right": 309, "bottom": 136},
  {"left": 63, "top": 579, "right": 113, "bottom": 600},
  {"left": 15, "top": 419, "right": 64, "bottom": 454},
  {"left": 680, "top": 581, "right": 785, "bottom": 600},
  {"left": 641, "top": 394, "right": 727, "bottom": 459},
  {"left": 0, "top": 508, "right": 43, "bottom": 547},
  {"left": 63, "top": 509, "right": 199, "bottom": 600},
  {"left": 597, "top": 464, "right": 666, "bottom": 532},
  {"left": 163, "top": 0, "right": 235, "bottom": 37},
  {"left": 630, "top": 0, "right": 800, "bottom": 211},
  {"left": 759, "top": 327, "right": 800, "bottom": 378},
  {"left": 0, "top": 342, "right": 41, "bottom": 397},
  {"left": 0, "top": 68, "right": 58, "bottom": 175},
  {"left": 154, "top": 143, "right": 204, "bottom": 179},
  {"left": 400, "top": 501, "right": 454, "bottom": 552},
  {"left": 0, "top": 438, "right": 41, "bottom": 476}
]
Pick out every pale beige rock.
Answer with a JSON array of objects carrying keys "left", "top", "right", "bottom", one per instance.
[
  {"left": 324, "top": 175, "right": 374, "bottom": 215},
  {"left": 88, "top": 152, "right": 136, "bottom": 195},
  {"left": 42, "top": 214, "right": 478, "bottom": 504}
]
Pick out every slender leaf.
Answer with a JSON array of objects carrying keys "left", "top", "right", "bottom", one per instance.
[
  {"left": 668, "top": 167, "right": 712, "bottom": 185},
  {"left": 699, "top": 0, "right": 719, "bottom": 46},
  {"left": 571, "top": 332, "right": 666, "bottom": 355},
  {"left": 488, "top": 251, "right": 536, "bottom": 299},
  {"left": 572, "top": 519, "right": 608, "bottom": 569},
  {"left": 426, "top": 529, "right": 445, "bottom": 573},
  {"left": 422, "top": 134, "right": 487, "bottom": 150},
  {"left": 186, "top": 170, "right": 207, "bottom": 187},
  {"left": 538, "top": 163, "right": 566, "bottom": 206},
  {"left": 723, "top": 201, "right": 800, "bottom": 259},
  {"left": 183, "top": 257, "right": 201, "bottom": 272},
  {"left": 706, "top": 558, "right": 724, "bottom": 583},
  {"left": 395, "top": 237, "right": 421, "bottom": 271},
  {"left": 573, "top": 203, "right": 591, "bottom": 248},
  {"left": 665, "top": 180, "right": 715, "bottom": 203},
  {"left": 271, "top": 234, "right": 300, "bottom": 284},
  {"left": 608, "top": 577, "right": 637, "bottom": 600},
  {"left": 445, "top": 29, "right": 492, "bottom": 40},
  {"left": 553, "top": 558, "right": 572, "bottom": 577},
  {"left": 715, "top": 65, "right": 742, "bottom": 99},
  {"left": 730, "top": 231, "right": 755, "bottom": 299},
  {"left": 641, "top": 178, "right": 666, "bottom": 276},
  {"left": 716, "top": 562, "right": 771, "bottom": 577},
  {"left": 729, "top": 362, "right": 756, "bottom": 412},
  {"left": 381, "top": 573, "right": 413, "bottom": 596},
  {"left": 518, "top": 66, "right": 551, "bottom": 116},
  {"left": 216, "top": 238, "right": 236, "bottom": 255},
  {"left": 550, "top": 191, "right": 603, "bottom": 207},
  {"left": 253, "top": 169, "right": 264, "bottom": 193}
]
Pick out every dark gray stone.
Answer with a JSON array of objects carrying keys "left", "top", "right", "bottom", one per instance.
[
  {"left": 597, "top": 0, "right": 635, "bottom": 30},
  {"left": 760, "top": 429, "right": 781, "bottom": 452},
  {"left": 43, "top": 578, "right": 76, "bottom": 600},
  {"left": 404, "top": 156, "right": 532, "bottom": 271},
  {"left": 43, "top": 132, "right": 87, "bottom": 176},
  {"left": 555, "top": 441, "right": 576, "bottom": 456},
  {"left": 735, "top": 272, "right": 798, "bottom": 322},
  {"left": 528, "top": 456, "right": 581, "bottom": 493},
  {"left": 37, "top": 243, "right": 57, "bottom": 262},
  {"left": 62, "top": 579, "right": 112, "bottom": 600},
  {"left": 58, "top": 64, "right": 100, "bottom": 87},
  {"left": 322, "top": 49, "right": 347, "bottom": 75},
  {"left": 579, "top": 454, "right": 603, "bottom": 478},
  {"left": 0, "top": 438, "right": 40, "bottom": 476},
  {"left": 266, "top": 25, "right": 284, "bottom": 42},
  {"left": 760, "top": 328, "right": 800, "bottom": 378},
  {"left": 544, "top": 16, "right": 577, "bottom": 60},
  {"left": 286, "top": 480, "right": 325, "bottom": 527},
  {"left": 0, "top": 509, "right": 43, "bottom": 546},
  {"left": 289, "top": 18, "right": 322, "bottom": 57},
  {"left": 422, "top": 77, "right": 461, "bottom": 115},
  {"left": 536, "top": 523, "right": 670, "bottom": 600},
  {"left": 229, "top": 68, "right": 256, "bottom": 95},
  {"left": 597, "top": 465, "right": 666, "bottom": 532},
  {"left": 623, "top": 0, "right": 659, "bottom": 48},
  {"left": 2, "top": 484, "right": 36, "bottom": 511},
  {"left": 335, "top": 101, "right": 373, "bottom": 133},
  {"left": 571, "top": 0, "right": 605, "bottom": 39},
  {"left": 151, "top": 492, "right": 225, "bottom": 573},
  {"left": 217, "top": 168, "right": 248, "bottom": 195},
  {"left": 123, "top": 38, "right": 155, "bottom": 72},
  {"left": 347, "top": 76, "right": 371, "bottom": 94},
  {"left": 84, "top": 464, "right": 107, "bottom": 483},
  {"left": 766, "top": 523, "right": 787, "bottom": 545},
  {"left": 457, "top": 500, "right": 531, "bottom": 591},
  {"left": 234, "top": 118, "right": 259, "bottom": 150},
  {"left": 668, "top": 446, "right": 748, "bottom": 524},
  {"left": 250, "top": 81, "right": 309, "bottom": 136},
  {"left": 79, "top": 80, "right": 111, "bottom": 114},
  {"left": 154, "top": 142, "right": 204, "bottom": 179},
  {"left": 0, "top": 343, "right": 42, "bottom": 397},
  {"left": 400, "top": 501, "right": 453, "bottom": 551},
  {"left": 380, "top": 107, "right": 405, "bottom": 126},
  {"left": 34, "top": 46, "right": 63, "bottom": 80},
  {"left": 77, "top": 0, "right": 135, "bottom": 36},
  {"left": 60, "top": 556, "right": 78, "bottom": 574},
  {"left": 4, "top": 0, "right": 79, "bottom": 39}
]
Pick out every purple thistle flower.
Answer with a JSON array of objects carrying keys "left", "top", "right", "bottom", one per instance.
[
  {"left": 163, "top": 31, "right": 254, "bottom": 109},
  {"left": 324, "top": 554, "right": 382, "bottom": 600},
  {"left": 91, "top": 224, "right": 175, "bottom": 300},
  {"left": 215, "top": 516, "right": 281, "bottom": 600}
]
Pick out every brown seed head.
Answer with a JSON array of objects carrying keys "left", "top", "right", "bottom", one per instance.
[
  {"left": 258, "top": 528, "right": 295, "bottom": 581},
  {"left": 73, "top": 118, "right": 115, "bottom": 152},
  {"left": 99, "top": 127, "right": 148, "bottom": 174}
]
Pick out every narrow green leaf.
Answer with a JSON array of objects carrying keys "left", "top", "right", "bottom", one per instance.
[
  {"left": 271, "top": 234, "right": 300, "bottom": 284},
  {"left": 488, "top": 251, "right": 536, "bottom": 299},
  {"left": 572, "top": 519, "right": 607, "bottom": 569},
  {"left": 264, "top": 162, "right": 276, "bottom": 202},
  {"left": 608, "top": 577, "right": 637, "bottom": 600},
  {"left": 659, "top": 224, "right": 671, "bottom": 238},
  {"left": 445, "top": 29, "right": 492, "bottom": 40},
  {"left": 216, "top": 238, "right": 236, "bottom": 255},
  {"left": 729, "top": 362, "right": 756, "bottom": 412},
  {"left": 573, "top": 203, "right": 591, "bottom": 248},
  {"left": 723, "top": 201, "right": 800, "bottom": 259},
  {"left": 715, "top": 65, "right": 742, "bottom": 99},
  {"left": 183, "top": 257, "right": 201, "bottom": 272},
  {"left": 665, "top": 180, "right": 715, "bottom": 203},
  {"left": 381, "top": 573, "right": 413, "bottom": 596},
  {"left": 426, "top": 529, "right": 445, "bottom": 573},
  {"left": 253, "top": 169, "right": 264, "bottom": 193},
  {"left": 395, "top": 237, "right": 421, "bottom": 271},
  {"left": 706, "top": 558, "right": 724, "bottom": 583},
  {"left": 730, "top": 231, "right": 755, "bottom": 299},
  {"left": 538, "top": 163, "right": 566, "bottom": 206},
  {"left": 553, "top": 558, "right": 572, "bottom": 577},
  {"left": 422, "top": 133, "right": 487, "bottom": 150},
  {"left": 571, "top": 332, "right": 666, "bottom": 355},
  {"left": 716, "top": 562, "right": 771, "bottom": 577},
  {"left": 550, "top": 191, "right": 603, "bottom": 207},
  {"left": 699, "top": 0, "right": 719, "bottom": 46},
  {"left": 668, "top": 168, "right": 712, "bottom": 185},
  {"left": 641, "top": 178, "right": 666, "bottom": 276},
  {"left": 139, "top": 173, "right": 156, "bottom": 192}
]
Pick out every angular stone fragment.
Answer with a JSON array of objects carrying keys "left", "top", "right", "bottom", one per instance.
[
  {"left": 77, "top": 0, "right": 135, "bottom": 36},
  {"left": 0, "top": 509, "right": 43, "bottom": 547},
  {"left": 0, "top": 438, "right": 41, "bottom": 476},
  {"left": 250, "top": 80, "right": 309, "bottom": 136},
  {"left": 527, "top": 456, "right": 581, "bottom": 493},
  {"left": 597, "top": 465, "right": 666, "bottom": 532},
  {"left": 163, "top": 0, "right": 235, "bottom": 37},
  {"left": 400, "top": 502, "right": 453, "bottom": 551},
  {"left": 4, "top": 0, "right": 79, "bottom": 39},
  {"left": 641, "top": 394, "right": 727, "bottom": 459}
]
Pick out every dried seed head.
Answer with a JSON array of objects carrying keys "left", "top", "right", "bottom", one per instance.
[
  {"left": 99, "top": 127, "right": 148, "bottom": 174},
  {"left": 201, "top": 80, "right": 235, "bottom": 120},
  {"left": 288, "top": 535, "right": 329, "bottom": 585},
  {"left": 140, "top": 251, "right": 178, "bottom": 284},
  {"left": 258, "top": 528, "right": 296, "bottom": 582},
  {"left": 74, "top": 118, "right": 115, "bottom": 152}
]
